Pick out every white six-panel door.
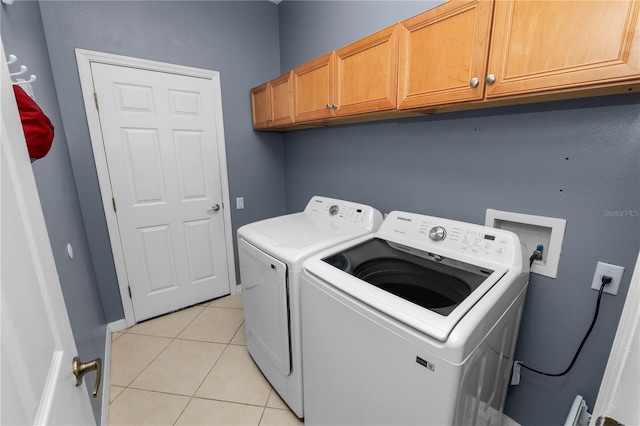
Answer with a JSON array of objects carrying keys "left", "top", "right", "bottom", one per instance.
[
  {"left": 91, "top": 62, "right": 231, "bottom": 322},
  {"left": 1, "top": 43, "right": 95, "bottom": 425}
]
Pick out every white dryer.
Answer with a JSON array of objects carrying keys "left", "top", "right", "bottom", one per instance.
[
  {"left": 301, "top": 211, "right": 529, "bottom": 425},
  {"left": 238, "top": 196, "right": 383, "bottom": 418}
]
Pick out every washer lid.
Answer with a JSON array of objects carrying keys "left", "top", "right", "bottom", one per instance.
[
  {"left": 305, "top": 237, "right": 509, "bottom": 342},
  {"left": 304, "top": 211, "right": 525, "bottom": 342},
  {"left": 237, "top": 197, "right": 383, "bottom": 268},
  {"left": 238, "top": 213, "right": 374, "bottom": 268}
]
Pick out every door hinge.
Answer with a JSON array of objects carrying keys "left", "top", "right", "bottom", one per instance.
[
  {"left": 93, "top": 92, "right": 99, "bottom": 110},
  {"left": 128, "top": 286, "right": 132, "bottom": 299},
  {"left": 112, "top": 197, "right": 116, "bottom": 212}
]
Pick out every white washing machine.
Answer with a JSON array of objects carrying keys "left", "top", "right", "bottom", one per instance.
[
  {"left": 301, "top": 211, "right": 529, "bottom": 425},
  {"left": 238, "top": 196, "right": 383, "bottom": 418}
]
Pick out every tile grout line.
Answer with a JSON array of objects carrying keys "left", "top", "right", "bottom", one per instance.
[
  {"left": 109, "top": 302, "right": 212, "bottom": 415},
  {"left": 110, "top": 295, "right": 285, "bottom": 425}
]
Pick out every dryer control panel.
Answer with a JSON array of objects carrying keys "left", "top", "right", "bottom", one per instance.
[
  {"left": 304, "top": 196, "right": 383, "bottom": 230},
  {"left": 379, "top": 211, "right": 521, "bottom": 267}
]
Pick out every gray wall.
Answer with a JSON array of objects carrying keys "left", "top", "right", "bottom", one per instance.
[
  {"left": 278, "top": 0, "right": 434, "bottom": 71},
  {"left": 1, "top": 2, "right": 107, "bottom": 422},
  {"left": 38, "top": 1, "right": 286, "bottom": 322},
  {"left": 6, "top": 1, "right": 638, "bottom": 424},
  {"left": 278, "top": 2, "right": 640, "bottom": 425}
]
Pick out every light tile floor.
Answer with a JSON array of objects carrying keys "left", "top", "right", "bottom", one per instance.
[{"left": 109, "top": 293, "right": 304, "bottom": 426}]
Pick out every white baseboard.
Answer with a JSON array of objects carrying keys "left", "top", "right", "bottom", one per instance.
[
  {"left": 100, "top": 321, "right": 119, "bottom": 425},
  {"left": 108, "top": 319, "right": 127, "bottom": 333}
]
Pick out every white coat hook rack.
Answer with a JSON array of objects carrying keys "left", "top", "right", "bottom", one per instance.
[
  {"left": 7, "top": 54, "right": 37, "bottom": 97},
  {"left": 10, "top": 64, "right": 28, "bottom": 76},
  {"left": 15, "top": 75, "right": 37, "bottom": 85}
]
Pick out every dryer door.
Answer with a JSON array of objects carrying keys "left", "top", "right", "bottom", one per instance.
[{"left": 239, "top": 238, "right": 291, "bottom": 375}]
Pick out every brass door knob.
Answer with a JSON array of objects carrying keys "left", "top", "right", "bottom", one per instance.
[{"left": 72, "top": 356, "right": 102, "bottom": 398}]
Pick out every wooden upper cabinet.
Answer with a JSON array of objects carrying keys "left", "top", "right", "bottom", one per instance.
[
  {"left": 486, "top": 0, "right": 640, "bottom": 98},
  {"left": 293, "top": 25, "right": 400, "bottom": 123},
  {"left": 253, "top": 0, "right": 640, "bottom": 131},
  {"left": 293, "top": 52, "right": 335, "bottom": 122},
  {"left": 397, "top": 0, "right": 494, "bottom": 110},
  {"left": 250, "top": 82, "right": 270, "bottom": 130},
  {"left": 269, "top": 72, "right": 294, "bottom": 127},
  {"left": 250, "top": 72, "right": 294, "bottom": 129},
  {"left": 335, "top": 24, "right": 399, "bottom": 117}
]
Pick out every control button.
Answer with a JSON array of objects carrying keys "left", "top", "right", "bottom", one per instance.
[
  {"left": 329, "top": 205, "right": 339, "bottom": 216},
  {"left": 429, "top": 226, "right": 447, "bottom": 241}
]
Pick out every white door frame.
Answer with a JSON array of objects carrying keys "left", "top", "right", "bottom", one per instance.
[
  {"left": 591, "top": 251, "right": 640, "bottom": 425},
  {"left": 76, "top": 49, "right": 237, "bottom": 328}
]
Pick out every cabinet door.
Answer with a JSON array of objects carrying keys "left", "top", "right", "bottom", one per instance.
[
  {"left": 293, "top": 52, "right": 335, "bottom": 122},
  {"left": 269, "top": 71, "right": 294, "bottom": 127},
  {"left": 397, "top": 0, "right": 494, "bottom": 110},
  {"left": 250, "top": 82, "right": 270, "bottom": 129},
  {"left": 335, "top": 24, "right": 399, "bottom": 117},
  {"left": 486, "top": 0, "right": 640, "bottom": 98}
]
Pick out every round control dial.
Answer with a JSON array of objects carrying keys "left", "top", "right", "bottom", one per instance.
[
  {"left": 429, "top": 226, "right": 447, "bottom": 241},
  {"left": 329, "top": 205, "right": 340, "bottom": 216}
]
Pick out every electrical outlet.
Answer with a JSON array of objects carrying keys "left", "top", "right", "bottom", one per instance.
[{"left": 591, "top": 261, "right": 625, "bottom": 295}]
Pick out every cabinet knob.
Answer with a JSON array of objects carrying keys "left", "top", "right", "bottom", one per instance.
[
  {"left": 469, "top": 77, "right": 479, "bottom": 88},
  {"left": 486, "top": 74, "right": 496, "bottom": 85},
  {"left": 326, "top": 104, "right": 331, "bottom": 109},
  {"left": 331, "top": 104, "right": 338, "bottom": 109}
]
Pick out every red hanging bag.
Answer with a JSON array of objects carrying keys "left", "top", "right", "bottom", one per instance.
[{"left": 13, "top": 84, "right": 55, "bottom": 160}]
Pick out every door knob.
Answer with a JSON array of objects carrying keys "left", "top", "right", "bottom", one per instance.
[
  {"left": 72, "top": 356, "right": 102, "bottom": 398},
  {"left": 207, "top": 204, "right": 221, "bottom": 213}
]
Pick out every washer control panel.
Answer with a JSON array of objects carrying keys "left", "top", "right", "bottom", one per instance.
[
  {"left": 379, "top": 211, "right": 519, "bottom": 266},
  {"left": 304, "top": 196, "right": 383, "bottom": 230}
]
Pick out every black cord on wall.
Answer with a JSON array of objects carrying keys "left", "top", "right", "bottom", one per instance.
[{"left": 519, "top": 253, "right": 612, "bottom": 377}]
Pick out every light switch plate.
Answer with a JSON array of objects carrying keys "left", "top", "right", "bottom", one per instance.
[
  {"left": 591, "top": 261, "right": 625, "bottom": 295},
  {"left": 236, "top": 197, "right": 244, "bottom": 210}
]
